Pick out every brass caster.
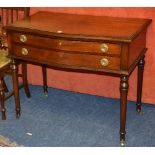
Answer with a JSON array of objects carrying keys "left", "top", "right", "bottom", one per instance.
[
  {"left": 16, "top": 111, "right": 21, "bottom": 119},
  {"left": 120, "top": 140, "right": 125, "bottom": 147},
  {"left": 137, "top": 108, "right": 141, "bottom": 113},
  {"left": 27, "top": 93, "right": 31, "bottom": 98},
  {"left": 44, "top": 91, "right": 48, "bottom": 96},
  {"left": 138, "top": 111, "right": 144, "bottom": 116},
  {"left": 137, "top": 109, "right": 144, "bottom": 115}
]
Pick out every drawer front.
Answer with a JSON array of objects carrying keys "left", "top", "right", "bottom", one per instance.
[
  {"left": 12, "top": 33, "right": 121, "bottom": 56},
  {"left": 12, "top": 45, "right": 120, "bottom": 71}
]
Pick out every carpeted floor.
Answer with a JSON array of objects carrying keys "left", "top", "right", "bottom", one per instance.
[{"left": 0, "top": 76, "right": 155, "bottom": 147}]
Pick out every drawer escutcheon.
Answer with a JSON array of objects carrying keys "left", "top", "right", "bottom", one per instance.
[
  {"left": 21, "top": 48, "right": 28, "bottom": 55},
  {"left": 20, "top": 35, "right": 27, "bottom": 43},
  {"left": 100, "top": 58, "right": 109, "bottom": 66},
  {"left": 100, "top": 43, "right": 108, "bottom": 53}
]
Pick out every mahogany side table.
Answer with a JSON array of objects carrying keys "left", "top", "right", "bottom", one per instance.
[{"left": 5, "top": 11, "right": 152, "bottom": 146}]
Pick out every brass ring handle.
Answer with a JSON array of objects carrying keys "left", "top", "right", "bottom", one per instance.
[
  {"left": 100, "top": 58, "right": 109, "bottom": 66},
  {"left": 20, "top": 35, "right": 27, "bottom": 43},
  {"left": 21, "top": 48, "right": 28, "bottom": 55},
  {"left": 100, "top": 43, "right": 108, "bottom": 53}
]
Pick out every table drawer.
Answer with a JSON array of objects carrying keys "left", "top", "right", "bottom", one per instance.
[
  {"left": 12, "top": 45, "right": 120, "bottom": 71},
  {"left": 12, "top": 33, "right": 121, "bottom": 56}
]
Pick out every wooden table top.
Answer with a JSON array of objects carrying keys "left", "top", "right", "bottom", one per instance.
[{"left": 6, "top": 11, "right": 152, "bottom": 42}]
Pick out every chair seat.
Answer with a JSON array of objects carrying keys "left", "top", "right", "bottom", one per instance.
[{"left": 0, "top": 49, "right": 11, "bottom": 68}]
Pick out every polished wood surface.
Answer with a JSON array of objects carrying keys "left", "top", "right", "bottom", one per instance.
[
  {"left": 5, "top": 11, "right": 151, "bottom": 146},
  {"left": 6, "top": 11, "right": 151, "bottom": 42},
  {"left": 12, "top": 44, "right": 120, "bottom": 71},
  {"left": 11, "top": 32, "right": 121, "bottom": 56}
]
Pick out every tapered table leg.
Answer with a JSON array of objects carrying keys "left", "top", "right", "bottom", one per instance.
[
  {"left": 42, "top": 65, "right": 48, "bottom": 96},
  {"left": 22, "top": 63, "right": 31, "bottom": 98},
  {"left": 136, "top": 55, "right": 145, "bottom": 113},
  {"left": 120, "top": 76, "right": 129, "bottom": 146},
  {"left": 11, "top": 59, "right": 21, "bottom": 118}
]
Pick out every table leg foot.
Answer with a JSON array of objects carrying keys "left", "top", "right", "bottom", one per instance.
[
  {"left": 136, "top": 104, "right": 141, "bottom": 113},
  {"left": 120, "top": 131, "right": 126, "bottom": 147},
  {"left": 120, "top": 140, "right": 125, "bottom": 147},
  {"left": 44, "top": 91, "right": 48, "bottom": 96},
  {"left": 2, "top": 111, "right": 6, "bottom": 120},
  {"left": 16, "top": 109, "right": 21, "bottom": 118}
]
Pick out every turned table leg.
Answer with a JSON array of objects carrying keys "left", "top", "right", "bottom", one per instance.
[
  {"left": 11, "top": 60, "right": 21, "bottom": 118},
  {"left": 136, "top": 55, "right": 145, "bottom": 113},
  {"left": 0, "top": 78, "right": 6, "bottom": 120},
  {"left": 120, "top": 75, "right": 129, "bottom": 146}
]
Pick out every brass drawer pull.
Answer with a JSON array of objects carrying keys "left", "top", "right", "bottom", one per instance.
[
  {"left": 20, "top": 35, "right": 27, "bottom": 43},
  {"left": 100, "top": 43, "right": 108, "bottom": 53},
  {"left": 100, "top": 58, "right": 109, "bottom": 66},
  {"left": 21, "top": 48, "right": 28, "bottom": 55}
]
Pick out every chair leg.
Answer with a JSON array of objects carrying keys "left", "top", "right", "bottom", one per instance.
[
  {"left": 2, "top": 77, "right": 9, "bottom": 93},
  {"left": 0, "top": 78, "right": 6, "bottom": 120},
  {"left": 21, "top": 63, "right": 31, "bottom": 98},
  {"left": 42, "top": 65, "right": 48, "bottom": 96}
]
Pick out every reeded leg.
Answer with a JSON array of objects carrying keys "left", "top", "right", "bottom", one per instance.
[
  {"left": 22, "top": 63, "right": 31, "bottom": 98},
  {"left": 42, "top": 65, "right": 48, "bottom": 96},
  {"left": 136, "top": 55, "right": 145, "bottom": 113},
  {"left": 120, "top": 76, "right": 129, "bottom": 147},
  {"left": 0, "top": 78, "right": 6, "bottom": 120},
  {"left": 11, "top": 60, "right": 21, "bottom": 118}
]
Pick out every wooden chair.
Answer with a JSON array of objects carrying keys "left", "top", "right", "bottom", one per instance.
[
  {"left": 0, "top": 7, "right": 31, "bottom": 120},
  {"left": 0, "top": 8, "right": 49, "bottom": 96}
]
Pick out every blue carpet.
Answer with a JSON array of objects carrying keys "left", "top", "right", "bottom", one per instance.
[{"left": 0, "top": 76, "right": 155, "bottom": 147}]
